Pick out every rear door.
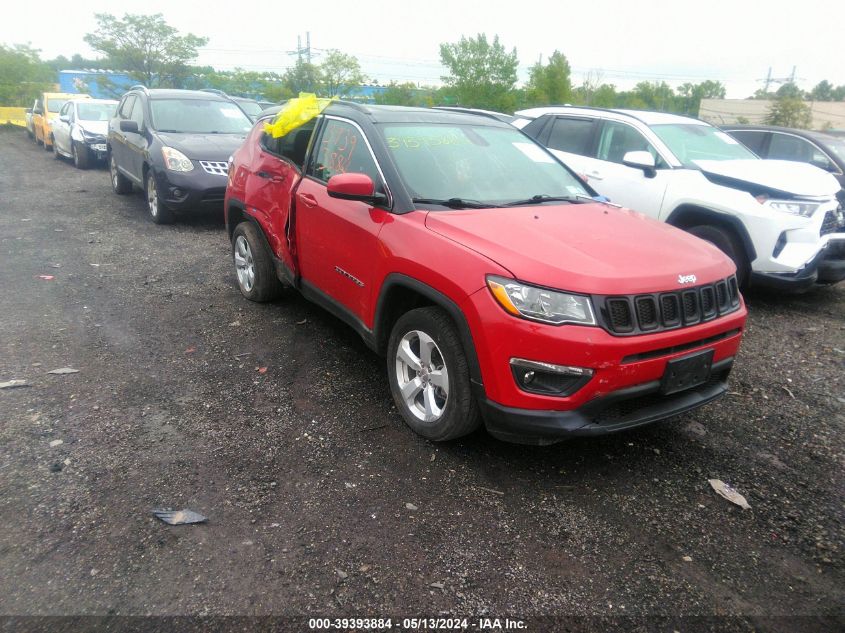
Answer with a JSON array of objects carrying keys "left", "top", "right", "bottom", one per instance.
[
  {"left": 294, "top": 116, "right": 391, "bottom": 322},
  {"left": 243, "top": 122, "right": 316, "bottom": 278}
]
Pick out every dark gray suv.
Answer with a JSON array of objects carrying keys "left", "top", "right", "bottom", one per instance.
[{"left": 108, "top": 87, "right": 253, "bottom": 224}]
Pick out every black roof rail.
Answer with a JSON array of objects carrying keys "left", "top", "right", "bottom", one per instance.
[
  {"left": 200, "top": 88, "right": 227, "bottom": 96},
  {"left": 129, "top": 84, "right": 149, "bottom": 94}
]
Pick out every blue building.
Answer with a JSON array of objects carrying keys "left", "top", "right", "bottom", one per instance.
[{"left": 58, "top": 70, "right": 135, "bottom": 99}]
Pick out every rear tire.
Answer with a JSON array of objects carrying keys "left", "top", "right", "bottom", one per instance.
[
  {"left": 146, "top": 170, "right": 174, "bottom": 224},
  {"left": 387, "top": 307, "right": 481, "bottom": 442},
  {"left": 687, "top": 224, "right": 749, "bottom": 287},
  {"left": 44, "top": 134, "right": 52, "bottom": 151},
  {"left": 109, "top": 153, "right": 132, "bottom": 194},
  {"left": 72, "top": 142, "right": 90, "bottom": 170},
  {"left": 232, "top": 221, "right": 282, "bottom": 302}
]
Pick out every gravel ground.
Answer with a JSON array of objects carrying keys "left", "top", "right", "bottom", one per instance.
[{"left": 0, "top": 128, "right": 843, "bottom": 631}]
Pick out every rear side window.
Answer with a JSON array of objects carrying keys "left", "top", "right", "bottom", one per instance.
[
  {"left": 728, "top": 130, "right": 767, "bottom": 155},
  {"left": 309, "top": 119, "right": 380, "bottom": 184},
  {"left": 768, "top": 133, "right": 834, "bottom": 171},
  {"left": 547, "top": 117, "right": 595, "bottom": 156},
  {"left": 260, "top": 120, "right": 315, "bottom": 168}
]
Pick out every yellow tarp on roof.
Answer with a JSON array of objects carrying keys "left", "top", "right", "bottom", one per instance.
[{"left": 264, "top": 93, "right": 335, "bottom": 139}]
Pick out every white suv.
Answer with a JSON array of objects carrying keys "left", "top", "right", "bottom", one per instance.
[{"left": 517, "top": 106, "right": 845, "bottom": 291}]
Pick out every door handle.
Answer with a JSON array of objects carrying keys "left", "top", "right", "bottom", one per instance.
[
  {"left": 588, "top": 171, "right": 603, "bottom": 181},
  {"left": 257, "top": 171, "right": 285, "bottom": 183},
  {"left": 298, "top": 193, "right": 317, "bottom": 208}
]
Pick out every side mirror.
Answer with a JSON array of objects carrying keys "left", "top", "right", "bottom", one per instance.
[
  {"left": 327, "top": 173, "right": 387, "bottom": 205},
  {"left": 622, "top": 150, "right": 657, "bottom": 178},
  {"left": 119, "top": 120, "right": 139, "bottom": 134},
  {"left": 26, "top": 108, "right": 32, "bottom": 114},
  {"left": 33, "top": 108, "right": 43, "bottom": 115},
  {"left": 59, "top": 115, "right": 70, "bottom": 123}
]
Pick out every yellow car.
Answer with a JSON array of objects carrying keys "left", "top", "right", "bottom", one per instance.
[{"left": 33, "top": 92, "right": 90, "bottom": 149}]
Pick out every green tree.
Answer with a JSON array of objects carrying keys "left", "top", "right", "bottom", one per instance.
[
  {"left": 83, "top": 13, "right": 208, "bottom": 88},
  {"left": 809, "top": 80, "right": 834, "bottom": 101},
  {"left": 439, "top": 34, "right": 519, "bottom": 112},
  {"left": 283, "top": 59, "right": 321, "bottom": 94},
  {"left": 678, "top": 80, "right": 726, "bottom": 115},
  {"left": 0, "top": 43, "right": 54, "bottom": 105},
  {"left": 775, "top": 82, "right": 804, "bottom": 100},
  {"left": 374, "top": 81, "right": 434, "bottom": 107},
  {"left": 766, "top": 97, "right": 812, "bottom": 128},
  {"left": 524, "top": 50, "right": 572, "bottom": 106},
  {"left": 621, "top": 81, "right": 678, "bottom": 111},
  {"left": 318, "top": 50, "right": 366, "bottom": 97}
]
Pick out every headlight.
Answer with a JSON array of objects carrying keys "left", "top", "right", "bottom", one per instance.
[
  {"left": 487, "top": 275, "right": 596, "bottom": 326},
  {"left": 161, "top": 146, "right": 194, "bottom": 172},
  {"left": 761, "top": 198, "right": 821, "bottom": 218}
]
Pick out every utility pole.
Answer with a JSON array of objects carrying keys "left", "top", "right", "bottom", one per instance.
[{"left": 287, "top": 33, "right": 313, "bottom": 66}]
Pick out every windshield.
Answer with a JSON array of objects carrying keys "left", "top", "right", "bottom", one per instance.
[
  {"left": 236, "top": 100, "right": 263, "bottom": 117},
  {"left": 651, "top": 123, "right": 757, "bottom": 166},
  {"left": 379, "top": 123, "right": 590, "bottom": 205},
  {"left": 150, "top": 99, "right": 253, "bottom": 134},
  {"left": 77, "top": 102, "right": 115, "bottom": 121},
  {"left": 47, "top": 99, "right": 68, "bottom": 113}
]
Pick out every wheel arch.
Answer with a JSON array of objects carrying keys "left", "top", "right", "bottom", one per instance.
[
  {"left": 665, "top": 204, "right": 757, "bottom": 264},
  {"left": 373, "top": 274, "right": 483, "bottom": 389}
]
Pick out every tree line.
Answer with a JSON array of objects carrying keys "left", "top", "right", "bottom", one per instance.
[{"left": 3, "top": 14, "right": 844, "bottom": 130}]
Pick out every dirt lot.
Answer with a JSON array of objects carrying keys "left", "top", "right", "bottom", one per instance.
[{"left": 0, "top": 128, "right": 843, "bottom": 631}]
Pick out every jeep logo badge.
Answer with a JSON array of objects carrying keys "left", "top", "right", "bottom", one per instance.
[{"left": 678, "top": 274, "right": 697, "bottom": 285}]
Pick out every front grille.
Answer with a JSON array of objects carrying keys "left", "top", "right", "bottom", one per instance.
[
  {"left": 635, "top": 296, "right": 658, "bottom": 330},
  {"left": 607, "top": 299, "right": 634, "bottom": 332},
  {"left": 199, "top": 160, "right": 228, "bottom": 176},
  {"left": 595, "top": 275, "right": 741, "bottom": 336}
]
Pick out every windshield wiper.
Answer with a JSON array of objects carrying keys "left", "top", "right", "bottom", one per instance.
[
  {"left": 502, "top": 194, "right": 585, "bottom": 207},
  {"left": 412, "top": 197, "right": 501, "bottom": 209}
]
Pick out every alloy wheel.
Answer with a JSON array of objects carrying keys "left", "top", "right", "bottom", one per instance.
[
  {"left": 394, "top": 330, "right": 449, "bottom": 423},
  {"left": 147, "top": 174, "right": 158, "bottom": 218},
  {"left": 233, "top": 235, "right": 255, "bottom": 292}
]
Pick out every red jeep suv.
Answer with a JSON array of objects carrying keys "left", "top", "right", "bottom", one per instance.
[{"left": 224, "top": 103, "right": 746, "bottom": 444}]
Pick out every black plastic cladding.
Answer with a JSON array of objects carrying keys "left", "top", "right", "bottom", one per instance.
[{"left": 594, "top": 275, "right": 740, "bottom": 336}]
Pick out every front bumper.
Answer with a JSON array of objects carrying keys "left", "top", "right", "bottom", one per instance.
[
  {"left": 462, "top": 286, "right": 746, "bottom": 443},
  {"left": 152, "top": 166, "right": 229, "bottom": 212},
  {"left": 481, "top": 357, "right": 733, "bottom": 445},
  {"left": 751, "top": 234, "right": 845, "bottom": 291}
]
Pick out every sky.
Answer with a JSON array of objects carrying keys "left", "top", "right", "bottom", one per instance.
[{"left": 3, "top": 0, "right": 845, "bottom": 99}]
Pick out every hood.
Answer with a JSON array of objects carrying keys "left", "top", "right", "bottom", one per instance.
[
  {"left": 693, "top": 159, "right": 839, "bottom": 198},
  {"left": 425, "top": 204, "right": 735, "bottom": 295},
  {"left": 78, "top": 120, "right": 108, "bottom": 137},
  {"left": 156, "top": 132, "right": 247, "bottom": 161}
]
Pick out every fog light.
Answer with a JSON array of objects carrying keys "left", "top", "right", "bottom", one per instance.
[{"left": 510, "top": 358, "right": 593, "bottom": 396}]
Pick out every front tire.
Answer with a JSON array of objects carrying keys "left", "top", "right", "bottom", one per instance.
[
  {"left": 72, "top": 142, "right": 90, "bottom": 170},
  {"left": 687, "top": 224, "right": 749, "bottom": 287},
  {"left": 109, "top": 153, "right": 132, "bottom": 194},
  {"left": 52, "top": 137, "right": 62, "bottom": 160},
  {"left": 231, "top": 221, "right": 282, "bottom": 302},
  {"left": 146, "top": 170, "right": 174, "bottom": 224},
  {"left": 387, "top": 307, "right": 480, "bottom": 441}
]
